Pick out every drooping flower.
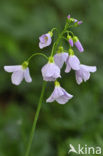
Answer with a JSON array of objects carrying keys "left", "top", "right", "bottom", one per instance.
[
  {"left": 39, "top": 32, "right": 52, "bottom": 49},
  {"left": 4, "top": 61, "right": 32, "bottom": 85},
  {"left": 54, "top": 52, "right": 68, "bottom": 69},
  {"left": 41, "top": 57, "right": 61, "bottom": 81},
  {"left": 73, "top": 36, "right": 84, "bottom": 52},
  {"left": 65, "top": 49, "right": 80, "bottom": 73},
  {"left": 67, "top": 35, "right": 73, "bottom": 47},
  {"left": 75, "top": 64, "right": 97, "bottom": 84},
  {"left": 46, "top": 81, "right": 73, "bottom": 104}
]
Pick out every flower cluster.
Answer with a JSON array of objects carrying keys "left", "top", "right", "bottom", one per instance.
[{"left": 4, "top": 15, "right": 97, "bottom": 105}]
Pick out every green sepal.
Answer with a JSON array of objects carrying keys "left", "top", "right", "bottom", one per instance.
[
  {"left": 48, "top": 56, "right": 54, "bottom": 63},
  {"left": 48, "top": 31, "right": 53, "bottom": 37},
  {"left": 69, "top": 18, "right": 75, "bottom": 23},
  {"left": 22, "top": 61, "right": 29, "bottom": 69},
  {"left": 74, "top": 22, "right": 79, "bottom": 27},
  {"left": 69, "top": 49, "right": 74, "bottom": 56},
  {"left": 57, "top": 46, "right": 64, "bottom": 53},
  {"left": 73, "top": 36, "right": 79, "bottom": 43},
  {"left": 55, "top": 80, "right": 60, "bottom": 87},
  {"left": 67, "top": 35, "right": 72, "bottom": 40}
]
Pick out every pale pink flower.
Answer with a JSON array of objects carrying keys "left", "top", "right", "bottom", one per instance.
[
  {"left": 65, "top": 55, "right": 80, "bottom": 73},
  {"left": 75, "top": 64, "right": 97, "bottom": 84},
  {"left": 4, "top": 65, "right": 32, "bottom": 85},
  {"left": 39, "top": 33, "right": 52, "bottom": 49},
  {"left": 41, "top": 62, "right": 61, "bottom": 81},
  {"left": 54, "top": 52, "right": 68, "bottom": 69},
  {"left": 46, "top": 82, "right": 73, "bottom": 104}
]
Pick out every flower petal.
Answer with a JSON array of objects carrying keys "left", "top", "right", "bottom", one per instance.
[
  {"left": 46, "top": 86, "right": 63, "bottom": 103},
  {"left": 56, "top": 96, "right": 70, "bottom": 104},
  {"left": 54, "top": 52, "right": 68, "bottom": 69},
  {"left": 4, "top": 65, "right": 22, "bottom": 72},
  {"left": 76, "top": 71, "right": 83, "bottom": 84},
  {"left": 80, "top": 65, "right": 97, "bottom": 73},
  {"left": 24, "top": 68, "right": 32, "bottom": 83},
  {"left": 11, "top": 71, "right": 24, "bottom": 85},
  {"left": 82, "top": 70, "right": 90, "bottom": 82},
  {"left": 39, "top": 42, "right": 45, "bottom": 49},
  {"left": 62, "top": 88, "right": 73, "bottom": 98},
  {"left": 56, "top": 96, "right": 69, "bottom": 104},
  {"left": 69, "top": 55, "right": 80, "bottom": 70},
  {"left": 46, "top": 33, "right": 52, "bottom": 46},
  {"left": 56, "top": 88, "right": 73, "bottom": 104},
  {"left": 46, "top": 95, "right": 54, "bottom": 103},
  {"left": 46, "top": 86, "right": 73, "bottom": 104},
  {"left": 39, "top": 34, "right": 46, "bottom": 43},
  {"left": 65, "top": 65, "right": 71, "bottom": 73}
]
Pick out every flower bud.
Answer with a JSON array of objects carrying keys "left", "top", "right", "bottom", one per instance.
[
  {"left": 67, "top": 35, "right": 73, "bottom": 47},
  {"left": 73, "top": 36, "right": 84, "bottom": 52}
]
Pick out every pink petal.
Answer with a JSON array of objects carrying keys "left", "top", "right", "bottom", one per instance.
[
  {"left": 4, "top": 65, "right": 22, "bottom": 72},
  {"left": 54, "top": 52, "right": 68, "bottom": 69},
  {"left": 24, "top": 68, "right": 32, "bottom": 83},
  {"left": 11, "top": 71, "right": 24, "bottom": 85},
  {"left": 69, "top": 55, "right": 80, "bottom": 70},
  {"left": 80, "top": 65, "right": 97, "bottom": 72},
  {"left": 76, "top": 71, "right": 83, "bottom": 85}
]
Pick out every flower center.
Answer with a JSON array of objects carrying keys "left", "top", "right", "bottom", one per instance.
[{"left": 44, "top": 36, "right": 48, "bottom": 43}]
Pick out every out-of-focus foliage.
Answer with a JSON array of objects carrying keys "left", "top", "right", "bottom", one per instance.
[{"left": 0, "top": 0, "right": 103, "bottom": 155}]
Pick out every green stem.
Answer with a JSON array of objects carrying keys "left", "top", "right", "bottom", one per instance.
[
  {"left": 27, "top": 53, "right": 48, "bottom": 62},
  {"left": 51, "top": 33, "right": 63, "bottom": 56},
  {"left": 51, "top": 22, "right": 70, "bottom": 56},
  {"left": 51, "top": 27, "right": 59, "bottom": 34},
  {"left": 25, "top": 81, "right": 47, "bottom": 156},
  {"left": 63, "top": 30, "right": 74, "bottom": 37}
]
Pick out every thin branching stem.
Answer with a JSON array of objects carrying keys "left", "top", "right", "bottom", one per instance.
[
  {"left": 27, "top": 53, "right": 48, "bottom": 62},
  {"left": 25, "top": 81, "right": 47, "bottom": 156}
]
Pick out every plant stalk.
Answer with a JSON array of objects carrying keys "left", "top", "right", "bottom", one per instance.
[{"left": 25, "top": 81, "right": 47, "bottom": 156}]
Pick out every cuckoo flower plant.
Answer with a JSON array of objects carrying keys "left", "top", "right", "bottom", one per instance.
[{"left": 3, "top": 15, "right": 97, "bottom": 156}]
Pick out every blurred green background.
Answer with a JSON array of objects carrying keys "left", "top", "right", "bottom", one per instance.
[{"left": 0, "top": 0, "right": 103, "bottom": 155}]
